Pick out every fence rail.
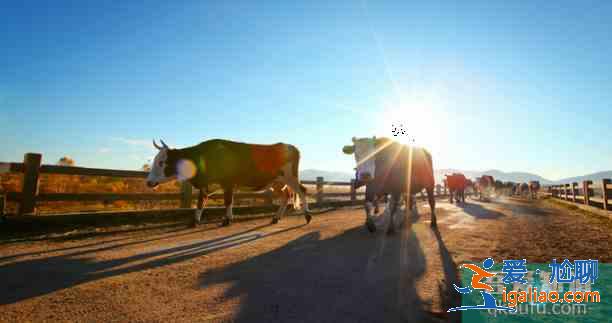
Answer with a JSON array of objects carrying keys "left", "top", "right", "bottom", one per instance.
[
  {"left": 546, "top": 179, "right": 611, "bottom": 211},
  {"left": 0, "top": 153, "right": 455, "bottom": 217}
]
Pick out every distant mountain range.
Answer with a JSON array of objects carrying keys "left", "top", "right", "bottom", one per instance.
[{"left": 299, "top": 169, "right": 612, "bottom": 185}]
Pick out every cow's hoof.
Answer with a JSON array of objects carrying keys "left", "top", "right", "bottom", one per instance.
[
  {"left": 271, "top": 217, "right": 279, "bottom": 224},
  {"left": 430, "top": 218, "right": 437, "bottom": 228},
  {"left": 366, "top": 218, "right": 376, "bottom": 233},
  {"left": 221, "top": 218, "right": 231, "bottom": 226},
  {"left": 191, "top": 221, "right": 198, "bottom": 228},
  {"left": 305, "top": 213, "right": 312, "bottom": 224}
]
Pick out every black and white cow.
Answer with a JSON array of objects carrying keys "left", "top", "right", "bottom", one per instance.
[
  {"left": 342, "top": 136, "right": 437, "bottom": 233},
  {"left": 146, "top": 139, "right": 311, "bottom": 226}
]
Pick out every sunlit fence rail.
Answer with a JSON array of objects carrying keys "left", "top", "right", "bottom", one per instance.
[
  {"left": 546, "top": 179, "right": 612, "bottom": 211},
  {"left": 0, "top": 153, "right": 456, "bottom": 218}
]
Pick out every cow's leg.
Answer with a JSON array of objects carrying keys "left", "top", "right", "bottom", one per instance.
[
  {"left": 387, "top": 192, "right": 401, "bottom": 234},
  {"left": 409, "top": 194, "right": 415, "bottom": 211},
  {"left": 281, "top": 164, "right": 311, "bottom": 223},
  {"left": 193, "top": 188, "right": 208, "bottom": 227},
  {"left": 427, "top": 187, "right": 437, "bottom": 228},
  {"left": 449, "top": 189, "right": 454, "bottom": 203},
  {"left": 364, "top": 187, "right": 377, "bottom": 233},
  {"left": 461, "top": 189, "right": 466, "bottom": 203},
  {"left": 373, "top": 196, "right": 380, "bottom": 215},
  {"left": 272, "top": 184, "right": 289, "bottom": 224},
  {"left": 222, "top": 186, "right": 234, "bottom": 226}
]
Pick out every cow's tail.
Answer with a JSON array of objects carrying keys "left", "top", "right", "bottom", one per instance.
[{"left": 288, "top": 145, "right": 306, "bottom": 210}]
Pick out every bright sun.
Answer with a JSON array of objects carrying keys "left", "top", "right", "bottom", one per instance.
[{"left": 374, "top": 95, "right": 448, "bottom": 156}]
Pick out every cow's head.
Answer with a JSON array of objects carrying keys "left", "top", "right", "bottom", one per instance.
[
  {"left": 342, "top": 136, "right": 380, "bottom": 183},
  {"left": 146, "top": 139, "right": 197, "bottom": 188}
]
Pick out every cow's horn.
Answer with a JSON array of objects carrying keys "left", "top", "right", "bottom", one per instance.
[
  {"left": 160, "top": 139, "right": 169, "bottom": 149},
  {"left": 153, "top": 139, "right": 162, "bottom": 150}
]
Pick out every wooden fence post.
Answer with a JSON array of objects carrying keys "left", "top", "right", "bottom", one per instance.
[
  {"left": 571, "top": 182, "right": 577, "bottom": 202},
  {"left": 18, "top": 153, "right": 42, "bottom": 215},
  {"left": 316, "top": 176, "right": 324, "bottom": 204},
  {"left": 350, "top": 179, "right": 356, "bottom": 201},
  {"left": 602, "top": 179, "right": 610, "bottom": 211},
  {"left": 583, "top": 180, "right": 592, "bottom": 206},
  {"left": 180, "top": 181, "right": 193, "bottom": 208},
  {"left": 564, "top": 184, "right": 569, "bottom": 200}
]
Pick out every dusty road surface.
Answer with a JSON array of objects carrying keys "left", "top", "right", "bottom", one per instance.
[{"left": 1, "top": 197, "right": 611, "bottom": 322}]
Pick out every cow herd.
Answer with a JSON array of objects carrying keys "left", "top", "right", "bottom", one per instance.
[
  {"left": 443, "top": 173, "right": 541, "bottom": 203},
  {"left": 146, "top": 137, "right": 541, "bottom": 235}
]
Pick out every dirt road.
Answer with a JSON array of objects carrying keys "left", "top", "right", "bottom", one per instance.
[{"left": 1, "top": 197, "right": 610, "bottom": 322}]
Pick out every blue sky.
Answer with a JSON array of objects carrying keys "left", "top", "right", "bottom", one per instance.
[{"left": 1, "top": 1, "right": 611, "bottom": 180}]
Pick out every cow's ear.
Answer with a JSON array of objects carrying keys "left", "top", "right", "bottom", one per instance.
[
  {"left": 342, "top": 145, "right": 354, "bottom": 154},
  {"left": 176, "top": 159, "right": 197, "bottom": 182}
]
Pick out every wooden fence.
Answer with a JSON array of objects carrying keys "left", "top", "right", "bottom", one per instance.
[
  {"left": 0, "top": 153, "right": 455, "bottom": 217},
  {"left": 547, "top": 179, "right": 612, "bottom": 211}
]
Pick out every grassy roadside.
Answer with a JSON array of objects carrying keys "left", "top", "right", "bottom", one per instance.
[{"left": 540, "top": 195, "right": 612, "bottom": 228}]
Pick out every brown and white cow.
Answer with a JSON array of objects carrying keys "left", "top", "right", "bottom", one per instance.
[
  {"left": 475, "top": 175, "right": 495, "bottom": 201},
  {"left": 342, "top": 136, "right": 436, "bottom": 233},
  {"left": 445, "top": 173, "right": 468, "bottom": 204},
  {"left": 147, "top": 139, "right": 310, "bottom": 226}
]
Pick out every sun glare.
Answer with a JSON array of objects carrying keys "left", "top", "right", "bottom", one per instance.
[{"left": 375, "top": 94, "right": 448, "bottom": 157}]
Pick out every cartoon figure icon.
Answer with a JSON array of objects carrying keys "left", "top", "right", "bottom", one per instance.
[{"left": 448, "top": 258, "right": 516, "bottom": 312}]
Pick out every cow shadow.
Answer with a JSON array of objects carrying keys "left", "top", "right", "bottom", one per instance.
[
  {"left": 0, "top": 222, "right": 302, "bottom": 305},
  {"left": 199, "top": 222, "right": 443, "bottom": 322},
  {"left": 496, "top": 199, "right": 555, "bottom": 217},
  {"left": 0, "top": 224, "right": 207, "bottom": 263},
  {"left": 456, "top": 202, "right": 505, "bottom": 219},
  {"left": 432, "top": 226, "right": 461, "bottom": 323}
]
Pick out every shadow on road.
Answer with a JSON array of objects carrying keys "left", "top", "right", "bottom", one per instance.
[
  {"left": 497, "top": 198, "right": 556, "bottom": 217},
  {"left": 432, "top": 226, "right": 461, "bottom": 323},
  {"left": 0, "top": 224, "right": 220, "bottom": 263},
  {"left": 199, "top": 219, "right": 448, "bottom": 322},
  {"left": 0, "top": 222, "right": 303, "bottom": 305},
  {"left": 457, "top": 202, "right": 505, "bottom": 219}
]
